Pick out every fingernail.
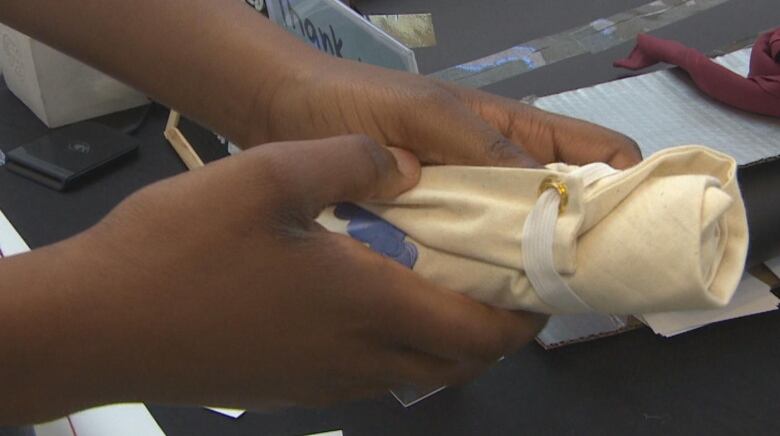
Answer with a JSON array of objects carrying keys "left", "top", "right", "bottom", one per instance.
[{"left": 388, "top": 147, "right": 421, "bottom": 179}]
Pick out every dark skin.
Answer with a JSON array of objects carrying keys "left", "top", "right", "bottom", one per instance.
[
  {"left": 0, "top": 0, "right": 641, "bottom": 423},
  {"left": 257, "top": 55, "right": 641, "bottom": 168}
]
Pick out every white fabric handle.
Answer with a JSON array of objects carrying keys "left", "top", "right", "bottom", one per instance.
[{"left": 523, "top": 163, "right": 618, "bottom": 312}]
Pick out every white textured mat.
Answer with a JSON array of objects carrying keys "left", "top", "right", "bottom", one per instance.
[{"left": 536, "top": 48, "right": 780, "bottom": 165}]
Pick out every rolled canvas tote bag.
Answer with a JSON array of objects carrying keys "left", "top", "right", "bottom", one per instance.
[{"left": 317, "top": 145, "right": 749, "bottom": 315}]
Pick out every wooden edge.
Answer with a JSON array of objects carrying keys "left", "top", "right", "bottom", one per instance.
[
  {"left": 165, "top": 110, "right": 181, "bottom": 132},
  {"left": 164, "top": 110, "right": 204, "bottom": 170}
]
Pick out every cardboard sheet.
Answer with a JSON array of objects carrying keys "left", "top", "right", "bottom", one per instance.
[{"left": 536, "top": 314, "right": 634, "bottom": 349}]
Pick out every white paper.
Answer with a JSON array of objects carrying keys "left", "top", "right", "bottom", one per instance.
[
  {"left": 306, "top": 431, "right": 344, "bottom": 436},
  {"left": 764, "top": 256, "right": 780, "bottom": 278},
  {"left": 535, "top": 48, "right": 780, "bottom": 165},
  {"left": 35, "top": 404, "right": 165, "bottom": 436},
  {"left": 205, "top": 407, "right": 245, "bottom": 418},
  {"left": 641, "top": 274, "right": 779, "bottom": 337},
  {"left": 33, "top": 418, "right": 75, "bottom": 436},
  {"left": 0, "top": 209, "right": 29, "bottom": 256},
  {"left": 69, "top": 404, "right": 165, "bottom": 436}
]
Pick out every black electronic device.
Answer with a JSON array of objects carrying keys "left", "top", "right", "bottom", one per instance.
[{"left": 4, "top": 122, "right": 138, "bottom": 190}]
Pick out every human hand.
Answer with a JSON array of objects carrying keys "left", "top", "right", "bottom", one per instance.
[
  {"left": 69, "top": 135, "right": 545, "bottom": 411},
  {"left": 253, "top": 56, "right": 641, "bottom": 169}
]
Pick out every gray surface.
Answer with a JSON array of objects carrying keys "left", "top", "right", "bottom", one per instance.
[
  {"left": 429, "top": 0, "right": 733, "bottom": 89},
  {"left": 359, "top": 0, "right": 651, "bottom": 74},
  {"left": 535, "top": 48, "right": 780, "bottom": 165},
  {"left": 480, "top": 0, "right": 780, "bottom": 98},
  {"left": 1, "top": 1, "right": 779, "bottom": 435},
  {"left": 360, "top": 0, "right": 780, "bottom": 97}
]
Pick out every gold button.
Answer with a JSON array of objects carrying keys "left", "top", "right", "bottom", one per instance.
[{"left": 538, "top": 176, "right": 568, "bottom": 214}]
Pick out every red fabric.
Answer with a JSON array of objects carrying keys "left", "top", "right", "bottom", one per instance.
[{"left": 614, "top": 28, "right": 780, "bottom": 118}]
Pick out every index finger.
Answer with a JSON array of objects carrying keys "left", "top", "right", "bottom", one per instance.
[
  {"left": 538, "top": 111, "right": 643, "bottom": 169},
  {"left": 446, "top": 84, "right": 642, "bottom": 169}
]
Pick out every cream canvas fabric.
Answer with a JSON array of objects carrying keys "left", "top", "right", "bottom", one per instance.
[{"left": 317, "top": 146, "right": 748, "bottom": 315}]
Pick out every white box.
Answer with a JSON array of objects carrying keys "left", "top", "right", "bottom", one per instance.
[{"left": 0, "top": 24, "right": 148, "bottom": 128}]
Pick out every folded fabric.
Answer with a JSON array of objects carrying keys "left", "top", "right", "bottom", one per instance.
[
  {"left": 317, "top": 146, "right": 749, "bottom": 315},
  {"left": 614, "top": 29, "right": 780, "bottom": 118}
]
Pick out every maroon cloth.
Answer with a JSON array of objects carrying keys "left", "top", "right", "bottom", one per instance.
[{"left": 614, "top": 28, "right": 780, "bottom": 118}]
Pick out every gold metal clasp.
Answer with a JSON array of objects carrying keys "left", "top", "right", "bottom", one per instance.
[{"left": 538, "top": 176, "right": 568, "bottom": 214}]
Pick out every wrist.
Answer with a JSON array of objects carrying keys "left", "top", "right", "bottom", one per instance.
[
  {"left": 0, "top": 234, "right": 135, "bottom": 422},
  {"left": 234, "top": 27, "right": 333, "bottom": 148},
  {"left": 241, "top": 45, "right": 339, "bottom": 148},
  {"left": 55, "top": 228, "right": 159, "bottom": 408}
]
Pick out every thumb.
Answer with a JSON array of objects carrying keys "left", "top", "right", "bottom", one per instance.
[{"left": 257, "top": 135, "right": 421, "bottom": 213}]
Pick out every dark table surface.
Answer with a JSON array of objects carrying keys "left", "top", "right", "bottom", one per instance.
[{"left": 1, "top": 1, "right": 780, "bottom": 435}]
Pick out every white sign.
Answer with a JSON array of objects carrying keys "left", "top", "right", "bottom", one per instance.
[{"left": 266, "top": 0, "right": 418, "bottom": 72}]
